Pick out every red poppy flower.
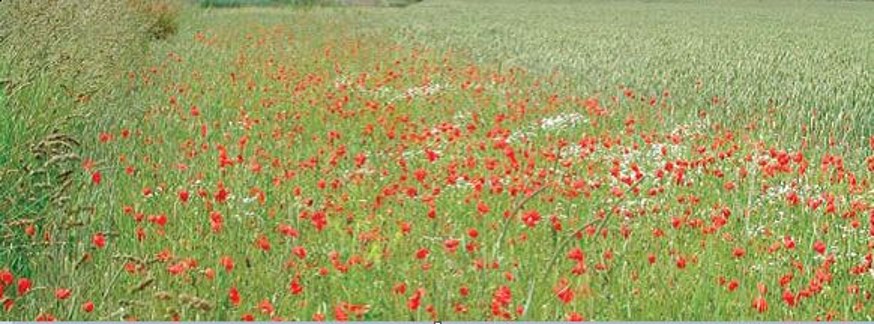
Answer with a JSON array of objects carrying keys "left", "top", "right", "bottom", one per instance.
[
  {"left": 0, "top": 269, "right": 12, "bottom": 286},
  {"left": 727, "top": 279, "right": 739, "bottom": 292},
  {"left": 167, "top": 262, "right": 185, "bottom": 276},
  {"left": 752, "top": 295, "right": 768, "bottom": 313},
  {"left": 393, "top": 282, "right": 407, "bottom": 295},
  {"left": 477, "top": 201, "right": 490, "bottom": 215},
  {"left": 415, "top": 248, "right": 430, "bottom": 260},
  {"left": 521, "top": 210, "right": 541, "bottom": 228},
  {"left": 55, "top": 288, "right": 71, "bottom": 300},
  {"left": 82, "top": 301, "right": 95, "bottom": 313},
  {"left": 3, "top": 298, "right": 14, "bottom": 312},
  {"left": 92, "top": 233, "right": 106, "bottom": 249},
  {"left": 567, "top": 312, "right": 585, "bottom": 321},
  {"left": 782, "top": 290, "right": 797, "bottom": 307},
  {"left": 813, "top": 240, "right": 826, "bottom": 254},
  {"left": 204, "top": 268, "right": 215, "bottom": 280},
  {"left": 783, "top": 236, "right": 796, "bottom": 249},
  {"left": 256, "top": 235, "right": 271, "bottom": 252},
  {"left": 258, "top": 299, "right": 274, "bottom": 315},
  {"left": 35, "top": 313, "right": 55, "bottom": 322},
  {"left": 333, "top": 304, "right": 348, "bottom": 321},
  {"left": 91, "top": 171, "right": 102, "bottom": 185},
  {"left": 443, "top": 238, "right": 460, "bottom": 253},
  {"left": 220, "top": 256, "right": 234, "bottom": 272},
  {"left": 229, "top": 286, "right": 241, "bottom": 306},
  {"left": 292, "top": 246, "right": 307, "bottom": 259},
  {"left": 567, "top": 247, "right": 585, "bottom": 262},
  {"left": 210, "top": 211, "right": 223, "bottom": 233},
  {"left": 17, "top": 278, "right": 31, "bottom": 296},
  {"left": 407, "top": 288, "right": 425, "bottom": 311},
  {"left": 289, "top": 276, "right": 303, "bottom": 295},
  {"left": 553, "top": 278, "right": 575, "bottom": 304},
  {"left": 732, "top": 247, "right": 745, "bottom": 258},
  {"left": 757, "top": 282, "right": 768, "bottom": 294}
]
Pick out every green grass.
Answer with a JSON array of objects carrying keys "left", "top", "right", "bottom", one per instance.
[{"left": 1, "top": 0, "right": 873, "bottom": 321}]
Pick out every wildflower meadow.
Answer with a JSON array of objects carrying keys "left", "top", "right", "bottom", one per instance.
[{"left": 1, "top": 0, "right": 874, "bottom": 321}]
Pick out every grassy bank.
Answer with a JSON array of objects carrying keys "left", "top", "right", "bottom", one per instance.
[{"left": 0, "top": 0, "right": 182, "bottom": 286}]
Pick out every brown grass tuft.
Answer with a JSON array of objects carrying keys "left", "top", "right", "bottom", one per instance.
[{"left": 128, "top": 0, "right": 182, "bottom": 40}]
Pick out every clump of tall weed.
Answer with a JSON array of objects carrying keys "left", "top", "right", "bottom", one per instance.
[{"left": 128, "top": 0, "right": 182, "bottom": 40}]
